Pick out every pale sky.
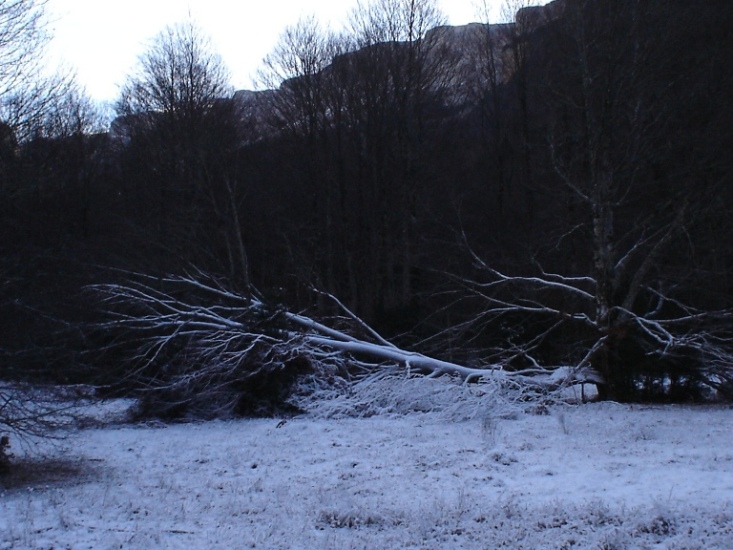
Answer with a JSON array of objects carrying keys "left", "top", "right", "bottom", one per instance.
[{"left": 45, "top": 0, "right": 536, "bottom": 104}]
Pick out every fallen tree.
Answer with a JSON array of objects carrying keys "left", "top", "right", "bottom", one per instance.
[{"left": 90, "top": 271, "right": 599, "bottom": 419}]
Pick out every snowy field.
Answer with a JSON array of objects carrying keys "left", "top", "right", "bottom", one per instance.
[{"left": 2, "top": 394, "right": 733, "bottom": 549}]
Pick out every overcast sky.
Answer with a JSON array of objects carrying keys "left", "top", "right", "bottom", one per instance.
[{"left": 46, "top": 0, "right": 544, "bottom": 104}]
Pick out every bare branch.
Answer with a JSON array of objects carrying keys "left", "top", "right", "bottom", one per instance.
[{"left": 91, "top": 271, "right": 601, "bottom": 419}]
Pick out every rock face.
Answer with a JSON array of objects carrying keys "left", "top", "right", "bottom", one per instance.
[
  {"left": 425, "top": 22, "right": 513, "bottom": 99},
  {"left": 232, "top": 0, "right": 565, "bottom": 120},
  {"left": 232, "top": 89, "right": 277, "bottom": 128},
  {"left": 516, "top": 0, "right": 566, "bottom": 29},
  {"left": 230, "top": 22, "right": 497, "bottom": 125}
]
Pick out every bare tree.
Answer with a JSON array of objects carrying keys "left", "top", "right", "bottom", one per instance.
[
  {"left": 116, "top": 19, "right": 251, "bottom": 288},
  {"left": 0, "top": 0, "right": 79, "bottom": 143},
  {"left": 0, "top": 0, "right": 84, "bottom": 332},
  {"left": 0, "top": 0, "right": 47, "bottom": 102},
  {"left": 258, "top": 15, "right": 338, "bottom": 127},
  {"left": 1, "top": 383, "right": 85, "bottom": 447},
  {"left": 117, "top": 18, "right": 231, "bottom": 120},
  {"left": 0, "top": 0, "right": 93, "bottom": 240},
  {"left": 340, "top": 0, "right": 451, "bottom": 320},
  {"left": 257, "top": 17, "right": 360, "bottom": 311},
  {"left": 0, "top": 0, "right": 101, "bottom": 458},
  {"left": 452, "top": 0, "right": 733, "bottom": 401},
  {"left": 256, "top": 1, "right": 455, "bottom": 324},
  {"left": 461, "top": 1, "right": 514, "bottom": 215}
]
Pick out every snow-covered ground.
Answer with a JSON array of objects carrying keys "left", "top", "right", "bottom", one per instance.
[{"left": 2, "top": 398, "right": 733, "bottom": 549}]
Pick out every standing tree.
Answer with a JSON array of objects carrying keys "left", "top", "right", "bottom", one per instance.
[
  {"left": 1, "top": 0, "right": 78, "bottom": 366},
  {"left": 0, "top": 0, "right": 48, "bottom": 132},
  {"left": 463, "top": 0, "right": 546, "bottom": 220},
  {"left": 0, "top": 0, "right": 78, "bottom": 144},
  {"left": 257, "top": 16, "right": 349, "bottom": 300},
  {"left": 344, "top": 0, "right": 450, "bottom": 322},
  {"left": 0, "top": 0, "right": 79, "bottom": 203},
  {"left": 257, "top": 0, "right": 455, "bottom": 329},
  {"left": 0, "top": 0, "right": 101, "bottom": 452},
  {"left": 453, "top": 0, "right": 733, "bottom": 401},
  {"left": 116, "top": 19, "right": 250, "bottom": 288}
]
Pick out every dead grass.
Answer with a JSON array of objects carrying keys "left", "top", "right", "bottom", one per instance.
[{"left": 0, "top": 456, "right": 107, "bottom": 492}]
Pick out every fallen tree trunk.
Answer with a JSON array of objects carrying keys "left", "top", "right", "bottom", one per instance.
[{"left": 90, "top": 271, "right": 600, "bottom": 418}]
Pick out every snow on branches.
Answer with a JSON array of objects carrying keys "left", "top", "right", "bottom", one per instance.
[
  {"left": 449, "top": 243, "right": 733, "bottom": 401},
  {"left": 90, "top": 271, "right": 592, "bottom": 419}
]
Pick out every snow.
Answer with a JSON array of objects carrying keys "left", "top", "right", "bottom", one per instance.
[{"left": 2, "top": 400, "right": 733, "bottom": 549}]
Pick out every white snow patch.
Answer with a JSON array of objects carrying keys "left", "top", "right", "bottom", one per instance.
[{"left": 2, "top": 402, "right": 732, "bottom": 548}]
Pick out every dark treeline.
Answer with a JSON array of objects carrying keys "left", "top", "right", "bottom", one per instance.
[{"left": 1, "top": 0, "right": 732, "bottom": 402}]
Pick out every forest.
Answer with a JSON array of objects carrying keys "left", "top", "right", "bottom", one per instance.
[{"left": 1, "top": 0, "right": 732, "bottom": 420}]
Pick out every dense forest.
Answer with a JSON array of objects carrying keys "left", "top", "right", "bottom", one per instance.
[{"left": 1, "top": 0, "right": 732, "bottom": 413}]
